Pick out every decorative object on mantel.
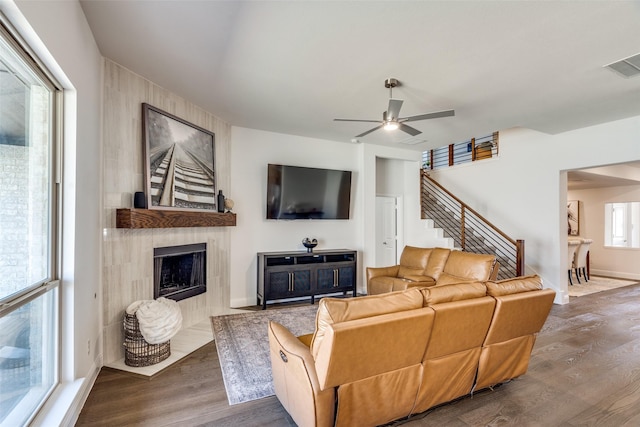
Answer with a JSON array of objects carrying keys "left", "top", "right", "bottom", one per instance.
[
  {"left": 123, "top": 297, "right": 182, "bottom": 367},
  {"left": 217, "top": 190, "right": 225, "bottom": 213},
  {"left": 224, "top": 198, "right": 234, "bottom": 213},
  {"left": 142, "top": 103, "right": 217, "bottom": 211},
  {"left": 116, "top": 208, "right": 236, "bottom": 228},
  {"left": 302, "top": 237, "right": 318, "bottom": 253},
  {"left": 133, "top": 191, "right": 147, "bottom": 209}
]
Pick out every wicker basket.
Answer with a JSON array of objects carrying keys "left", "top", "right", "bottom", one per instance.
[{"left": 123, "top": 312, "right": 170, "bottom": 367}]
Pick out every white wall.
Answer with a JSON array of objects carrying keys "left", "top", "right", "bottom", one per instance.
[
  {"left": 229, "top": 129, "right": 427, "bottom": 304},
  {"left": 376, "top": 158, "right": 406, "bottom": 195},
  {"left": 568, "top": 185, "right": 640, "bottom": 280},
  {"left": 362, "top": 144, "right": 423, "bottom": 290},
  {"left": 376, "top": 158, "right": 407, "bottom": 258},
  {"left": 375, "top": 156, "right": 432, "bottom": 259},
  {"left": 229, "top": 127, "right": 364, "bottom": 306},
  {"left": 430, "top": 116, "right": 640, "bottom": 304},
  {"left": 5, "top": 0, "right": 103, "bottom": 424}
]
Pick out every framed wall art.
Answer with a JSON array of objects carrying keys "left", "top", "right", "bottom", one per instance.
[
  {"left": 567, "top": 200, "right": 579, "bottom": 236},
  {"left": 142, "top": 103, "right": 216, "bottom": 210}
]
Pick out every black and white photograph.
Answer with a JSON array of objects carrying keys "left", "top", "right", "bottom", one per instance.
[
  {"left": 143, "top": 103, "right": 216, "bottom": 210},
  {"left": 568, "top": 200, "right": 579, "bottom": 236}
]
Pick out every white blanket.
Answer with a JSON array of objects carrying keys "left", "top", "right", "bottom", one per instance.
[{"left": 126, "top": 298, "right": 182, "bottom": 344}]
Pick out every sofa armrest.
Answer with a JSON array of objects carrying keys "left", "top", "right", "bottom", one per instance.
[
  {"left": 366, "top": 265, "right": 400, "bottom": 283},
  {"left": 268, "top": 321, "right": 335, "bottom": 427}
]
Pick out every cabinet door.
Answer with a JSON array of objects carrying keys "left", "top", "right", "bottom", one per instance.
[
  {"left": 291, "top": 269, "right": 312, "bottom": 293},
  {"left": 316, "top": 267, "right": 338, "bottom": 291},
  {"left": 317, "top": 264, "right": 355, "bottom": 291},
  {"left": 266, "top": 270, "right": 293, "bottom": 298},
  {"left": 266, "top": 267, "right": 312, "bottom": 298},
  {"left": 337, "top": 265, "right": 355, "bottom": 288}
]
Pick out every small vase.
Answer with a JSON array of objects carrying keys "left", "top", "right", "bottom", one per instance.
[{"left": 217, "top": 190, "right": 225, "bottom": 213}]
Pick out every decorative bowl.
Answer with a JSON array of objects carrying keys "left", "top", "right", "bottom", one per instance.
[{"left": 302, "top": 238, "right": 318, "bottom": 252}]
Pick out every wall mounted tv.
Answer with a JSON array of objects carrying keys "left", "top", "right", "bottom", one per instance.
[{"left": 266, "top": 164, "right": 352, "bottom": 220}]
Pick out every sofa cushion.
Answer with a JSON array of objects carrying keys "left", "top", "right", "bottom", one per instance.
[
  {"left": 397, "top": 247, "right": 450, "bottom": 279},
  {"left": 486, "top": 275, "right": 543, "bottom": 296},
  {"left": 441, "top": 251, "right": 496, "bottom": 282},
  {"left": 398, "top": 246, "right": 432, "bottom": 272},
  {"left": 421, "top": 282, "right": 487, "bottom": 305},
  {"left": 398, "top": 266, "right": 426, "bottom": 279},
  {"left": 403, "top": 274, "right": 436, "bottom": 283},
  {"left": 424, "top": 247, "right": 451, "bottom": 280},
  {"left": 434, "top": 273, "right": 475, "bottom": 287},
  {"left": 310, "top": 288, "right": 424, "bottom": 358}
]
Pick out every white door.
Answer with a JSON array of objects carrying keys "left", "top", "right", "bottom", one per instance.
[{"left": 376, "top": 196, "right": 398, "bottom": 266}]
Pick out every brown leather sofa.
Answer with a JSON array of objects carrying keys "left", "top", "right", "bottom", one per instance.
[
  {"left": 366, "top": 246, "right": 499, "bottom": 295},
  {"left": 268, "top": 275, "right": 555, "bottom": 427}
]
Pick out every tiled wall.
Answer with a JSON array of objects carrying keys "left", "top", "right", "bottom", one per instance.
[{"left": 102, "top": 59, "right": 232, "bottom": 364}]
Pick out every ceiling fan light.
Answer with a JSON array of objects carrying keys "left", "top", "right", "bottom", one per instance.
[{"left": 384, "top": 121, "right": 399, "bottom": 131}]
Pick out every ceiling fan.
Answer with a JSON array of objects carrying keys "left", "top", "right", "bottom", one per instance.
[{"left": 334, "top": 78, "right": 455, "bottom": 138}]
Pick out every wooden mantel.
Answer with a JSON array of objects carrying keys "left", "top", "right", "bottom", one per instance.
[{"left": 116, "top": 208, "right": 236, "bottom": 229}]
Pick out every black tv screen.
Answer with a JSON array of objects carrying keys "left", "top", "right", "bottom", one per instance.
[{"left": 266, "top": 164, "right": 352, "bottom": 220}]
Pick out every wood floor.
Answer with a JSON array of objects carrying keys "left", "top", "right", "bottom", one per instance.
[{"left": 76, "top": 283, "right": 640, "bottom": 426}]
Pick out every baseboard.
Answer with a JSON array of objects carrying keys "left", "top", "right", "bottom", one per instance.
[
  {"left": 590, "top": 269, "right": 640, "bottom": 281},
  {"left": 31, "top": 357, "right": 101, "bottom": 427},
  {"left": 555, "top": 289, "right": 570, "bottom": 305},
  {"left": 230, "top": 296, "right": 254, "bottom": 308},
  {"left": 61, "top": 357, "right": 102, "bottom": 426}
]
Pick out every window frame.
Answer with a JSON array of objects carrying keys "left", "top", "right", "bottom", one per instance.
[
  {"left": 604, "top": 201, "right": 640, "bottom": 249},
  {"left": 0, "top": 16, "right": 63, "bottom": 425}
]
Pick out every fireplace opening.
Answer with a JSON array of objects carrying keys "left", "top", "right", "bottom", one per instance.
[{"left": 154, "top": 243, "right": 206, "bottom": 302}]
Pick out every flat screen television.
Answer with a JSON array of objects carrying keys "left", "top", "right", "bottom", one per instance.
[{"left": 266, "top": 164, "right": 352, "bottom": 220}]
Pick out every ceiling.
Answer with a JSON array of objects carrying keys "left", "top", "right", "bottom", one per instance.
[
  {"left": 79, "top": 0, "right": 640, "bottom": 153},
  {"left": 78, "top": 1, "right": 640, "bottom": 191},
  {"left": 568, "top": 161, "right": 640, "bottom": 191}
]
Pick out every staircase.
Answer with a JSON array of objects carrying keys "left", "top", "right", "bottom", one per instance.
[{"left": 420, "top": 170, "right": 524, "bottom": 280}]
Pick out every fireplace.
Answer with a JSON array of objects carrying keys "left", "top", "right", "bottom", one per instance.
[{"left": 153, "top": 243, "right": 206, "bottom": 302}]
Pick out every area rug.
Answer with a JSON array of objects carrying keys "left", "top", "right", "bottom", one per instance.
[
  {"left": 210, "top": 304, "right": 318, "bottom": 405},
  {"left": 568, "top": 275, "right": 638, "bottom": 297}
]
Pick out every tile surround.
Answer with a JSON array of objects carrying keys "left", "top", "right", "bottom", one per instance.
[{"left": 102, "top": 59, "right": 232, "bottom": 366}]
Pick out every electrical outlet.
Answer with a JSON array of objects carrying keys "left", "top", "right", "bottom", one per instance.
[{"left": 87, "top": 339, "right": 91, "bottom": 355}]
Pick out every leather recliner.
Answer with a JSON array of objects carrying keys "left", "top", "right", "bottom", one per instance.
[
  {"left": 366, "top": 246, "right": 499, "bottom": 295},
  {"left": 268, "top": 275, "right": 555, "bottom": 427}
]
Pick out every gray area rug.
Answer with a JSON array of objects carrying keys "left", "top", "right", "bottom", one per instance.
[
  {"left": 210, "top": 304, "right": 318, "bottom": 405},
  {"left": 568, "top": 275, "right": 638, "bottom": 297}
]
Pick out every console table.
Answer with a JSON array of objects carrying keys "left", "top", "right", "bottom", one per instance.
[{"left": 257, "top": 249, "right": 357, "bottom": 309}]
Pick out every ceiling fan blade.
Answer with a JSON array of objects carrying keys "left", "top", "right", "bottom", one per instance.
[
  {"left": 356, "top": 124, "right": 384, "bottom": 138},
  {"left": 334, "top": 118, "right": 381, "bottom": 123},
  {"left": 401, "top": 109, "right": 455, "bottom": 122},
  {"left": 399, "top": 123, "right": 422, "bottom": 136},
  {"left": 386, "top": 99, "right": 403, "bottom": 121}
]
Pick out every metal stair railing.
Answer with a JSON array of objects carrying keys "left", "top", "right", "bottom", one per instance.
[{"left": 421, "top": 170, "right": 524, "bottom": 280}]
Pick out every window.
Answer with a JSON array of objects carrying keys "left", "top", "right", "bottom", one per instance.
[
  {"left": 0, "top": 21, "right": 60, "bottom": 426},
  {"left": 604, "top": 202, "right": 640, "bottom": 248}
]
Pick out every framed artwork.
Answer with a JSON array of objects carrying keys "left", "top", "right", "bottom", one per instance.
[
  {"left": 568, "top": 200, "right": 579, "bottom": 236},
  {"left": 142, "top": 103, "right": 216, "bottom": 210}
]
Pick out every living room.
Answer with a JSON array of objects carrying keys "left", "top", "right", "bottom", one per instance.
[{"left": 2, "top": 1, "right": 640, "bottom": 425}]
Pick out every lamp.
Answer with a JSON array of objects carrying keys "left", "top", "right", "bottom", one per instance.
[{"left": 383, "top": 121, "right": 399, "bottom": 131}]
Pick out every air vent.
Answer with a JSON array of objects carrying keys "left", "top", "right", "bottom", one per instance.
[
  {"left": 605, "top": 52, "right": 640, "bottom": 78},
  {"left": 398, "top": 136, "right": 428, "bottom": 145}
]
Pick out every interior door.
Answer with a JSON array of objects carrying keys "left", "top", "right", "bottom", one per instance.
[{"left": 376, "top": 196, "right": 398, "bottom": 266}]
